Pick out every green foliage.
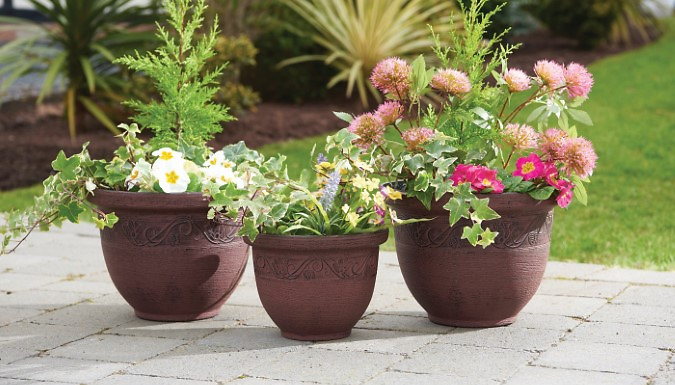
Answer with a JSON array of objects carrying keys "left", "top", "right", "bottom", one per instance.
[
  {"left": 0, "top": 0, "right": 160, "bottom": 138},
  {"left": 207, "top": 35, "right": 260, "bottom": 114},
  {"left": 116, "top": 0, "right": 233, "bottom": 152},
  {"left": 280, "top": 0, "right": 460, "bottom": 106},
  {"left": 523, "top": 0, "right": 662, "bottom": 49}
]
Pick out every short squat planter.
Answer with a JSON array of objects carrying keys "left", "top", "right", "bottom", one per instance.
[
  {"left": 247, "top": 230, "right": 388, "bottom": 341},
  {"left": 388, "top": 193, "right": 555, "bottom": 327},
  {"left": 89, "top": 190, "right": 249, "bottom": 321}
]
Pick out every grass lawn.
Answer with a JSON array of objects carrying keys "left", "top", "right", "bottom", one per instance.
[{"left": 1, "top": 20, "right": 673, "bottom": 269}]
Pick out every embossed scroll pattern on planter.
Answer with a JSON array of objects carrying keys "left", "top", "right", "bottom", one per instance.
[
  {"left": 118, "top": 216, "right": 240, "bottom": 246},
  {"left": 254, "top": 254, "right": 378, "bottom": 280},
  {"left": 396, "top": 211, "right": 554, "bottom": 249}
]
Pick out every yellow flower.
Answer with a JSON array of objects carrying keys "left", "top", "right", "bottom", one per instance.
[
  {"left": 365, "top": 178, "right": 380, "bottom": 191},
  {"left": 374, "top": 192, "right": 386, "bottom": 208},
  {"left": 346, "top": 212, "right": 359, "bottom": 227},
  {"left": 383, "top": 186, "right": 402, "bottom": 200},
  {"left": 352, "top": 175, "right": 368, "bottom": 189}
]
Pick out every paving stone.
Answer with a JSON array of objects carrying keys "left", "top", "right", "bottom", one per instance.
[
  {"left": 0, "top": 346, "right": 38, "bottom": 365},
  {"left": 363, "top": 370, "right": 500, "bottom": 385},
  {"left": 0, "top": 308, "right": 44, "bottom": 326},
  {"left": 510, "top": 313, "right": 582, "bottom": 331},
  {"left": 504, "top": 366, "right": 646, "bottom": 385},
  {"left": 127, "top": 343, "right": 288, "bottom": 382},
  {"left": 93, "top": 374, "right": 218, "bottom": 385},
  {"left": 534, "top": 341, "right": 669, "bottom": 375},
  {"left": 195, "top": 326, "right": 310, "bottom": 352},
  {"left": 105, "top": 318, "right": 231, "bottom": 340},
  {"left": 590, "top": 303, "right": 675, "bottom": 327},
  {"left": 41, "top": 279, "right": 116, "bottom": 295},
  {"left": 521, "top": 295, "right": 607, "bottom": 318},
  {"left": 613, "top": 286, "right": 675, "bottom": 307},
  {"left": 653, "top": 358, "right": 675, "bottom": 385},
  {"left": 213, "top": 305, "right": 276, "bottom": 328},
  {"left": 588, "top": 268, "right": 675, "bottom": 286},
  {"left": 0, "top": 357, "right": 128, "bottom": 383},
  {"left": 544, "top": 262, "right": 606, "bottom": 279},
  {"left": 10, "top": 257, "right": 108, "bottom": 278},
  {"left": 567, "top": 321, "right": 675, "bottom": 349},
  {"left": 48, "top": 334, "right": 186, "bottom": 363},
  {"left": 225, "top": 281, "right": 263, "bottom": 307},
  {"left": 0, "top": 379, "right": 72, "bottom": 385},
  {"left": 0, "top": 322, "right": 101, "bottom": 358},
  {"left": 391, "top": 343, "right": 536, "bottom": 380},
  {"left": 437, "top": 326, "right": 565, "bottom": 351},
  {"left": 356, "top": 313, "right": 454, "bottom": 334},
  {"left": 378, "top": 297, "right": 427, "bottom": 316},
  {"left": 0, "top": 254, "right": 62, "bottom": 272},
  {"left": 537, "top": 279, "right": 628, "bottom": 298},
  {"left": 247, "top": 348, "right": 403, "bottom": 385},
  {"left": 312, "top": 329, "right": 437, "bottom": 355},
  {"left": 225, "top": 377, "right": 316, "bottom": 385},
  {"left": 0, "top": 290, "right": 99, "bottom": 311},
  {"left": 26, "top": 295, "right": 136, "bottom": 329},
  {"left": 367, "top": 282, "right": 413, "bottom": 313},
  {"left": 0, "top": 273, "right": 62, "bottom": 292}
]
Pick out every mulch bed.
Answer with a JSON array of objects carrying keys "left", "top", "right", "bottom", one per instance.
[{"left": 0, "top": 29, "right": 646, "bottom": 191}]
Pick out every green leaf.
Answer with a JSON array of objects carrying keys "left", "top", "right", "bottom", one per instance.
[
  {"left": 461, "top": 223, "right": 482, "bottom": 246},
  {"left": 78, "top": 96, "right": 120, "bottom": 135},
  {"left": 404, "top": 154, "right": 426, "bottom": 172},
  {"left": 239, "top": 217, "right": 259, "bottom": 241},
  {"left": 470, "top": 198, "right": 500, "bottom": 222},
  {"left": 444, "top": 197, "right": 470, "bottom": 226},
  {"left": 432, "top": 157, "right": 457, "bottom": 177},
  {"left": 413, "top": 170, "right": 431, "bottom": 192},
  {"left": 332, "top": 111, "right": 353, "bottom": 123},
  {"left": 512, "top": 180, "right": 534, "bottom": 193},
  {"left": 410, "top": 54, "right": 428, "bottom": 94},
  {"left": 424, "top": 141, "right": 457, "bottom": 159},
  {"left": 477, "top": 228, "right": 498, "bottom": 248},
  {"left": 526, "top": 105, "right": 547, "bottom": 123},
  {"left": 528, "top": 186, "right": 556, "bottom": 201},
  {"left": 51, "top": 151, "right": 81, "bottom": 181},
  {"left": 269, "top": 203, "right": 289, "bottom": 220},
  {"left": 571, "top": 176, "right": 588, "bottom": 206},
  {"left": 432, "top": 178, "right": 455, "bottom": 201},
  {"left": 79, "top": 56, "right": 96, "bottom": 93},
  {"left": 568, "top": 109, "right": 593, "bottom": 126}
]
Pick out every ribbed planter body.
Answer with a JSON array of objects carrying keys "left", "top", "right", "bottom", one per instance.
[
  {"left": 388, "top": 193, "right": 555, "bottom": 327},
  {"left": 247, "top": 231, "right": 388, "bottom": 341},
  {"left": 89, "top": 190, "right": 248, "bottom": 321}
]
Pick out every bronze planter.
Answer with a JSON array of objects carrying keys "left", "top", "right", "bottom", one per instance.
[
  {"left": 247, "top": 231, "right": 388, "bottom": 341},
  {"left": 89, "top": 190, "right": 248, "bottom": 321},
  {"left": 388, "top": 193, "right": 555, "bottom": 327}
]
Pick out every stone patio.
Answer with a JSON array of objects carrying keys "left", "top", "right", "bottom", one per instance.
[{"left": 0, "top": 222, "right": 673, "bottom": 385}]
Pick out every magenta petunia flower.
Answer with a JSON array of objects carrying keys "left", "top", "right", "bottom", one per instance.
[
  {"left": 539, "top": 128, "right": 569, "bottom": 160},
  {"left": 449, "top": 164, "right": 503, "bottom": 193},
  {"left": 503, "top": 123, "right": 538, "bottom": 149},
  {"left": 504, "top": 68, "right": 531, "bottom": 92},
  {"left": 431, "top": 69, "right": 472, "bottom": 96},
  {"left": 560, "top": 137, "right": 597, "bottom": 178},
  {"left": 534, "top": 60, "right": 565, "bottom": 90},
  {"left": 542, "top": 161, "right": 562, "bottom": 188},
  {"left": 555, "top": 180, "right": 575, "bottom": 208},
  {"left": 564, "top": 62, "right": 594, "bottom": 99},
  {"left": 450, "top": 164, "right": 479, "bottom": 186},
  {"left": 473, "top": 167, "right": 504, "bottom": 193},
  {"left": 348, "top": 113, "right": 386, "bottom": 150},
  {"left": 375, "top": 100, "right": 404, "bottom": 126},
  {"left": 513, "top": 153, "right": 545, "bottom": 180},
  {"left": 370, "top": 57, "right": 411, "bottom": 98},
  {"left": 402, "top": 127, "right": 435, "bottom": 151}
]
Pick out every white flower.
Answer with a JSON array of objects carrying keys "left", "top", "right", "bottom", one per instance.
[
  {"left": 341, "top": 204, "right": 350, "bottom": 214},
  {"left": 152, "top": 147, "right": 183, "bottom": 163},
  {"left": 151, "top": 158, "right": 189, "bottom": 193},
  {"left": 126, "top": 158, "right": 153, "bottom": 190},
  {"left": 346, "top": 212, "right": 359, "bottom": 227},
  {"left": 207, "top": 166, "right": 245, "bottom": 189},
  {"left": 203, "top": 150, "right": 225, "bottom": 167}
]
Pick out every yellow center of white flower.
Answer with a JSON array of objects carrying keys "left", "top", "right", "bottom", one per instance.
[
  {"left": 522, "top": 162, "right": 535, "bottom": 174},
  {"left": 130, "top": 170, "right": 139, "bottom": 179},
  {"left": 210, "top": 158, "right": 218, "bottom": 165},
  {"left": 160, "top": 151, "right": 174, "bottom": 161},
  {"left": 165, "top": 171, "right": 179, "bottom": 184},
  {"left": 223, "top": 160, "right": 234, "bottom": 168},
  {"left": 220, "top": 175, "right": 233, "bottom": 183}
]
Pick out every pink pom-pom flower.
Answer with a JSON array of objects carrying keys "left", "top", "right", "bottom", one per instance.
[
  {"left": 402, "top": 127, "right": 435, "bottom": 151},
  {"left": 534, "top": 60, "right": 565, "bottom": 90},
  {"left": 375, "top": 100, "right": 404, "bottom": 126},
  {"left": 564, "top": 62, "right": 594, "bottom": 99},
  {"left": 370, "top": 57, "right": 411, "bottom": 98},
  {"left": 431, "top": 69, "right": 472, "bottom": 96},
  {"left": 348, "top": 113, "right": 386, "bottom": 150},
  {"left": 504, "top": 68, "right": 531, "bottom": 92}
]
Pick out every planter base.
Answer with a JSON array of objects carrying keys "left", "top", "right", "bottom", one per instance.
[
  {"left": 281, "top": 330, "right": 351, "bottom": 341},
  {"left": 134, "top": 309, "right": 221, "bottom": 322},
  {"left": 428, "top": 314, "right": 516, "bottom": 328}
]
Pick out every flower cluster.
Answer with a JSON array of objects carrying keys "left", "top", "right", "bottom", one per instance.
[
  {"left": 126, "top": 147, "right": 245, "bottom": 194},
  {"left": 330, "top": 4, "right": 599, "bottom": 248}
]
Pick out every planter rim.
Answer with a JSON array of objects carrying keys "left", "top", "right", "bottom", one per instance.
[
  {"left": 88, "top": 189, "right": 210, "bottom": 210},
  {"left": 245, "top": 229, "right": 389, "bottom": 250}
]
